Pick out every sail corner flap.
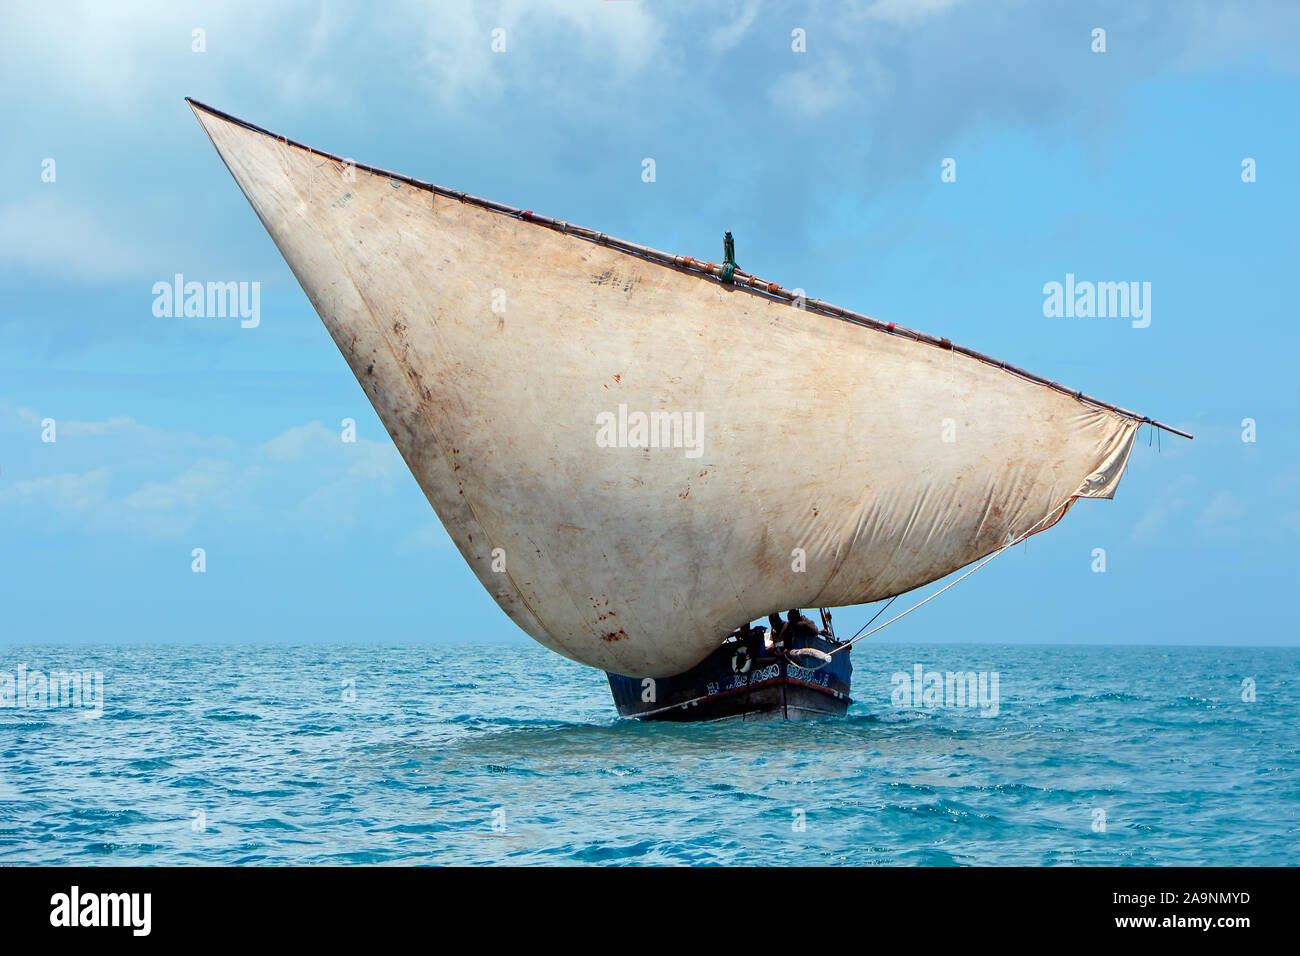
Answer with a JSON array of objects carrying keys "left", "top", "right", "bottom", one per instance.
[{"left": 1073, "top": 418, "right": 1141, "bottom": 500}]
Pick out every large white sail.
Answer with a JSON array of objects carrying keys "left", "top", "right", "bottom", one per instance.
[{"left": 191, "top": 100, "right": 1149, "bottom": 677}]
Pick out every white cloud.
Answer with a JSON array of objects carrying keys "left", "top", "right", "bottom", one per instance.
[
  {"left": 1128, "top": 473, "right": 1196, "bottom": 543},
  {"left": 11, "top": 406, "right": 236, "bottom": 451},
  {"left": 394, "top": 518, "right": 455, "bottom": 556},
  {"left": 710, "top": 0, "right": 761, "bottom": 52},
  {"left": 121, "top": 458, "right": 240, "bottom": 514},
  {"left": 1196, "top": 490, "right": 1248, "bottom": 536},
  {"left": 1, "top": 411, "right": 409, "bottom": 539},
  {"left": 0, "top": 195, "right": 166, "bottom": 281},
  {"left": 853, "top": 0, "right": 967, "bottom": 26},
  {"left": 400, "top": 0, "right": 666, "bottom": 107},
  {"left": 0, "top": 0, "right": 361, "bottom": 113},
  {"left": 259, "top": 421, "right": 341, "bottom": 462},
  {"left": 268, "top": 3, "right": 352, "bottom": 106},
  {"left": 10, "top": 467, "right": 113, "bottom": 514},
  {"left": 521, "top": 0, "right": 665, "bottom": 72},
  {"left": 768, "top": 59, "right": 854, "bottom": 116},
  {"left": 1173, "top": 0, "right": 1300, "bottom": 73}
]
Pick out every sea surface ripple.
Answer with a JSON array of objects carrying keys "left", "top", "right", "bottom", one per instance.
[{"left": 1, "top": 643, "right": 1295, "bottom": 865}]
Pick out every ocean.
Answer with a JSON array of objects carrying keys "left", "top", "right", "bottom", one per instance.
[{"left": 1, "top": 643, "right": 1295, "bottom": 866}]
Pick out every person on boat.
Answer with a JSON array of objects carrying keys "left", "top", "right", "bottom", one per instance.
[
  {"left": 728, "top": 622, "right": 754, "bottom": 648},
  {"left": 767, "top": 612, "right": 786, "bottom": 645},
  {"left": 728, "top": 622, "right": 758, "bottom": 647},
  {"left": 783, "top": 609, "right": 829, "bottom": 643}
]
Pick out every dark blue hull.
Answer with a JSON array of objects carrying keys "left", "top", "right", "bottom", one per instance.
[{"left": 605, "top": 633, "right": 852, "bottom": 721}]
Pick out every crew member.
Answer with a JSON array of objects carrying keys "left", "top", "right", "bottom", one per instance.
[
  {"left": 783, "top": 609, "right": 828, "bottom": 643},
  {"left": 767, "top": 612, "right": 786, "bottom": 645}
]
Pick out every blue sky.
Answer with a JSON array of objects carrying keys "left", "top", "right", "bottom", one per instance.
[{"left": 1, "top": 0, "right": 1297, "bottom": 647}]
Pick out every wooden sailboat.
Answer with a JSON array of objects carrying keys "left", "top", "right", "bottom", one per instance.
[{"left": 188, "top": 99, "right": 1189, "bottom": 720}]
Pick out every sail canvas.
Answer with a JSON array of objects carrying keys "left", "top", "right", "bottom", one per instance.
[{"left": 191, "top": 100, "right": 1148, "bottom": 678}]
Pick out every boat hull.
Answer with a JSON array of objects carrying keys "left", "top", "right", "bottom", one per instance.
[{"left": 606, "top": 634, "right": 852, "bottom": 721}]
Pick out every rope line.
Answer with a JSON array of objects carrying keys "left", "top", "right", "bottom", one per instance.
[
  {"left": 846, "top": 595, "right": 898, "bottom": 643},
  {"left": 828, "top": 496, "right": 1076, "bottom": 656}
]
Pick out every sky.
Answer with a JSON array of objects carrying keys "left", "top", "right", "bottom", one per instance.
[{"left": 1, "top": 0, "right": 1297, "bottom": 648}]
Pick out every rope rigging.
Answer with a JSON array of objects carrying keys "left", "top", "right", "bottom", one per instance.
[{"left": 827, "top": 495, "right": 1076, "bottom": 656}]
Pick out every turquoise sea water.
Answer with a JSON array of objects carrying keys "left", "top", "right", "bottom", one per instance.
[{"left": 1, "top": 643, "right": 1295, "bottom": 866}]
